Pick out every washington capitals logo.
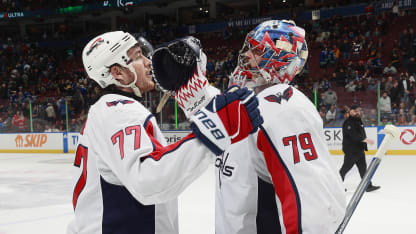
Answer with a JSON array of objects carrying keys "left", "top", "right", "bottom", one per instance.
[
  {"left": 86, "top": 37, "right": 104, "bottom": 56},
  {"left": 106, "top": 99, "right": 134, "bottom": 107},
  {"left": 264, "top": 87, "right": 293, "bottom": 104}
]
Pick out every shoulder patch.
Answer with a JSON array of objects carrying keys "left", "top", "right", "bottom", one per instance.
[
  {"left": 264, "top": 86, "right": 293, "bottom": 104},
  {"left": 106, "top": 99, "right": 135, "bottom": 107}
]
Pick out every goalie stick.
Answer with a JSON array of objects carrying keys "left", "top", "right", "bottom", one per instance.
[
  {"left": 156, "top": 92, "right": 171, "bottom": 113},
  {"left": 335, "top": 124, "right": 400, "bottom": 234}
]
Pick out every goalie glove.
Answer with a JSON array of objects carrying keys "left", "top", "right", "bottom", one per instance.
[
  {"left": 152, "top": 36, "right": 219, "bottom": 118},
  {"left": 190, "top": 86, "right": 263, "bottom": 155}
]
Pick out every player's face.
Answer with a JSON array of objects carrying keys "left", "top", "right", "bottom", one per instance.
[
  {"left": 244, "top": 47, "right": 263, "bottom": 69},
  {"left": 126, "top": 45, "right": 155, "bottom": 92}
]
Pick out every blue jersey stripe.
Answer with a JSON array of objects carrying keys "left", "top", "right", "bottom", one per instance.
[{"left": 100, "top": 176, "right": 155, "bottom": 234}]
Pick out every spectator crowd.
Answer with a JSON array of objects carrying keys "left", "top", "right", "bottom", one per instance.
[{"left": 0, "top": 4, "right": 415, "bottom": 133}]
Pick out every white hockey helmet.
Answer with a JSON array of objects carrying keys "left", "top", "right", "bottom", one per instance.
[{"left": 82, "top": 31, "right": 144, "bottom": 96}]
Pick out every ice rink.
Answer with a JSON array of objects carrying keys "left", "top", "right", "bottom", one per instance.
[{"left": 0, "top": 153, "right": 414, "bottom": 234}]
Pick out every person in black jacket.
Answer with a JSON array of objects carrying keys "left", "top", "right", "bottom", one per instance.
[{"left": 339, "top": 105, "right": 380, "bottom": 192}]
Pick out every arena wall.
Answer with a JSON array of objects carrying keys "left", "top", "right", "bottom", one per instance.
[{"left": 0, "top": 127, "right": 414, "bottom": 155}]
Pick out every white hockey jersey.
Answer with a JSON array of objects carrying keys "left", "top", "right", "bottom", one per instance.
[
  {"left": 67, "top": 92, "right": 212, "bottom": 234},
  {"left": 216, "top": 84, "right": 346, "bottom": 234},
  {"left": 215, "top": 138, "right": 259, "bottom": 234}
]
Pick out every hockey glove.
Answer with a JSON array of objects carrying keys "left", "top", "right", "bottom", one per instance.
[
  {"left": 190, "top": 86, "right": 263, "bottom": 155},
  {"left": 152, "top": 36, "right": 219, "bottom": 118}
]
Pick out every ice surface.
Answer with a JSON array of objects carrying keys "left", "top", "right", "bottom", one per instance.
[{"left": 0, "top": 153, "right": 414, "bottom": 234}]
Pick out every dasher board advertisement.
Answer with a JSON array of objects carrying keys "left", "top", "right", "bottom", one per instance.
[{"left": 0, "top": 132, "right": 63, "bottom": 153}]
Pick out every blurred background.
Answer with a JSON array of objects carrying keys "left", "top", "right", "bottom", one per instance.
[{"left": 0, "top": 0, "right": 415, "bottom": 133}]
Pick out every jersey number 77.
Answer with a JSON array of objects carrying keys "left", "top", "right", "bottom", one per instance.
[
  {"left": 72, "top": 124, "right": 142, "bottom": 209},
  {"left": 73, "top": 144, "right": 88, "bottom": 210}
]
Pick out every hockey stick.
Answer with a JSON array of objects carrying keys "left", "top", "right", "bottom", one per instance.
[
  {"left": 335, "top": 124, "right": 400, "bottom": 234},
  {"left": 156, "top": 92, "right": 171, "bottom": 113}
]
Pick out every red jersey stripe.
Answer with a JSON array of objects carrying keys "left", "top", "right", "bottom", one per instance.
[
  {"left": 144, "top": 115, "right": 154, "bottom": 137},
  {"left": 257, "top": 127, "right": 302, "bottom": 234},
  {"left": 144, "top": 132, "right": 195, "bottom": 161},
  {"left": 143, "top": 119, "right": 196, "bottom": 161}
]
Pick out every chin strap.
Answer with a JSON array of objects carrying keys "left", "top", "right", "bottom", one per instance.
[{"left": 113, "top": 64, "right": 142, "bottom": 97}]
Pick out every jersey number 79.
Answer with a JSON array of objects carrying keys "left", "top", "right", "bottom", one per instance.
[{"left": 282, "top": 133, "right": 318, "bottom": 164}]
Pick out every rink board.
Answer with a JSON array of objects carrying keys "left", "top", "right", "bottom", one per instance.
[
  {"left": 324, "top": 126, "right": 416, "bottom": 155},
  {"left": 0, "top": 132, "right": 64, "bottom": 153},
  {"left": 0, "top": 127, "right": 414, "bottom": 154}
]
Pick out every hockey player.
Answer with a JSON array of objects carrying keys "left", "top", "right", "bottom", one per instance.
[
  {"left": 67, "top": 32, "right": 262, "bottom": 234},
  {"left": 216, "top": 20, "right": 347, "bottom": 234}
]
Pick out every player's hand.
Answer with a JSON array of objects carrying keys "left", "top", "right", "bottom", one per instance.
[
  {"left": 151, "top": 36, "right": 219, "bottom": 117},
  {"left": 190, "top": 86, "right": 263, "bottom": 155}
]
